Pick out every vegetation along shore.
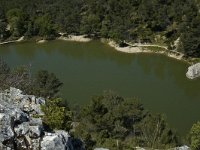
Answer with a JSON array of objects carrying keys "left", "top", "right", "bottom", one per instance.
[
  {"left": 1, "top": 0, "right": 200, "bottom": 149},
  {"left": 0, "top": 36, "right": 190, "bottom": 64},
  {"left": 1, "top": 0, "right": 200, "bottom": 64}
]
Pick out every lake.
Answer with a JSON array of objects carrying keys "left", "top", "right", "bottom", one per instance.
[{"left": 0, "top": 40, "right": 200, "bottom": 135}]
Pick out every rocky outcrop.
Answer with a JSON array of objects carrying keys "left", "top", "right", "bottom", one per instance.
[
  {"left": 186, "top": 63, "right": 200, "bottom": 79},
  {"left": 0, "top": 87, "right": 74, "bottom": 150},
  {"left": 41, "top": 131, "right": 74, "bottom": 150}
]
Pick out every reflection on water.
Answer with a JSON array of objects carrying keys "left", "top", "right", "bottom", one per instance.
[{"left": 0, "top": 40, "right": 199, "bottom": 135}]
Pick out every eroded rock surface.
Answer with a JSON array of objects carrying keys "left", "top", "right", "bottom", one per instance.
[{"left": 0, "top": 87, "right": 73, "bottom": 150}]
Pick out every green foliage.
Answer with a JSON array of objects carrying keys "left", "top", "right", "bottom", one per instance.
[
  {"left": 1, "top": 0, "right": 200, "bottom": 57},
  {"left": 34, "top": 14, "right": 56, "bottom": 39},
  {"left": 180, "top": 14, "right": 200, "bottom": 57},
  {"left": 31, "top": 70, "right": 63, "bottom": 98},
  {"left": 0, "top": 59, "right": 63, "bottom": 99},
  {"left": 41, "top": 98, "right": 72, "bottom": 131},
  {"left": 6, "top": 8, "right": 26, "bottom": 37},
  {"left": 190, "top": 121, "right": 200, "bottom": 150},
  {"left": 81, "top": 14, "right": 101, "bottom": 35},
  {"left": 139, "top": 113, "right": 178, "bottom": 149},
  {"left": 0, "top": 21, "right": 8, "bottom": 40},
  {"left": 0, "top": 59, "right": 32, "bottom": 91},
  {"left": 74, "top": 92, "right": 179, "bottom": 149},
  {"left": 0, "top": 58, "right": 10, "bottom": 75}
]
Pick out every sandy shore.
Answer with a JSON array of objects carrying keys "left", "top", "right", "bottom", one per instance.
[
  {"left": 37, "top": 39, "right": 47, "bottom": 44},
  {"left": 0, "top": 36, "right": 24, "bottom": 45},
  {"left": 108, "top": 41, "right": 155, "bottom": 53},
  {"left": 108, "top": 40, "right": 184, "bottom": 61},
  {"left": 58, "top": 35, "right": 91, "bottom": 42}
]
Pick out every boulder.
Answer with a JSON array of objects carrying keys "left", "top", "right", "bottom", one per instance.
[
  {"left": 10, "top": 87, "right": 23, "bottom": 101},
  {"left": 41, "top": 131, "right": 73, "bottom": 150},
  {"left": 29, "top": 125, "right": 43, "bottom": 138},
  {"left": 30, "top": 138, "right": 40, "bottom": 150},
  {"left": 14, "top": 122, "right": 29, "bottom": 136},
  {"left": 186, "top": 63, "right": 200, "bottom": 79}
]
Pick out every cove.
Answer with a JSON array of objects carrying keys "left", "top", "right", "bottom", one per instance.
[{"left": 0, "top": 40, "right": 200, "bottom": 135}]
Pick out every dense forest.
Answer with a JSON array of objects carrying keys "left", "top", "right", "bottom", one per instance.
[
  {"left": 1, "top": 0, "right": 200, "bottom": 57},
  {"left": 1, "top": 59, "right": 200, "bottom": 150}
]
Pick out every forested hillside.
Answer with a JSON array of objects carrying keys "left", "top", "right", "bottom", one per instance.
[{"left": 0, "top": 0, "right": 200, "bottom": 56}]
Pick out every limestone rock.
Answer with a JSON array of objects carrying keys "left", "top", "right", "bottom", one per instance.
[
  {"left": 0, "top": 87, "right": 74, "bottom": 150},
  {"left": 29, "top": 125, "right": 43, "bottom": 138},
  {"left": 41, "top": 131, "right": 73, "bottom": 150},
  {"left": 14, "top": 122, "right": 29, "bottom": 136},
  {"left": 30, "top": 138, "right": 40, "bottom": 150},
  {"left": 186, "top": 63, "right": 200, "bottom": 79}
]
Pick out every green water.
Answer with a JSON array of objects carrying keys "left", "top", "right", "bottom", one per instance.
[{"left": 0, "top": 40, "right": 200, "bottom": 135}]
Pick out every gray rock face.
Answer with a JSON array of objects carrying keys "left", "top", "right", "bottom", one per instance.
[
  {"left": 186, "top": 63, "right": 200, "bottom": 79},
  {"left": 0, "top": 87, "right": 74, "bottom": 150},
  {"left": 41, "top": 131, "right": 73, "bottom": 150}
]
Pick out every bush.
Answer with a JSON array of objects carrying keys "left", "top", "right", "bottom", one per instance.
[
  {"left": 190, "top": 121, "right": 200, "bottom": 150},
  {"left": 41, "top": 98, "right": 72, "bottom": 131}
]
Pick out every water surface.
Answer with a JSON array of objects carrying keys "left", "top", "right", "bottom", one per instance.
[{"left": 0, "top": 40, "right": 200, "bottom": 135}]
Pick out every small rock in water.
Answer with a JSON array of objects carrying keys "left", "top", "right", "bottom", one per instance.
[{"left": 186, "top": 63, "right": 200, "bottom": 79}]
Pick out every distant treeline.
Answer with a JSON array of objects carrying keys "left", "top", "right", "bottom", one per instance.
[{"left": 1, "top": 0, "right": 200, "bottom": 57}]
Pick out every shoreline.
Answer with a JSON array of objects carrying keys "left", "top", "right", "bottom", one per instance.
[
  {"left": 0, "top": 36, "right": 25, "bottom": 45},
  {"left": 0, "top": 35, "right": 92, "bottom": 45},
  {"left": 36, "top": 39, "right": 48, "bottom": 44},
  {"left": 0, "top": 35, "right": 193, "bottom": 64},
  {"left": 36, "top": 35, "right": 92, "bottom": 44},
  {"left": 57, "top": 35, "right": 92, "bottom": 42},
  {"left": 107, "top": 40, "right": 187, "bottom": 63}
]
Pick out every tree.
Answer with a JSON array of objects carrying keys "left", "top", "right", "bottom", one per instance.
[
  {"left": 0, "top": 59, "right": 32, "bottom": 91},
  {"left": 41, "top": 98, "right": 72, "bottom": 131},
  {"left": 32, "top": 70, "right": 63, "bottom": 98},
  {"left": 81, "top": 14, "right": 101, "bottom": 36},
  {"left": 0, "top": 21, "right": 7, "bottom": 41},
  {"left": 6, "top": 8, "right": 26, "bottom": 37},
  {"left": 190, "top": 121, "right": 200, "bottom": 150},
  {"left": 180, "top": 14, "right": 200, "bottom": 57},
  {"left": 75, "top": 92, "right": 178, "bottom": 149},
  {"left": 0, "top": 59, "right": 10, "bottom": 90},
  {"left": 8, "top": 66, "right": 32, "bottom": 91},
  {"left": 34, "top": 14, "right": 56, "bottom": 39},
  {"left": 139, "top": 113, "right": 178, "bottom": 149}
]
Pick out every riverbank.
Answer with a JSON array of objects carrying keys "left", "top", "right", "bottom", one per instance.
[
  {"left": 37, "top": 39, "right": 48, "bottom": 44},
  {"left": 107, "top": 40, "right": 186, "bottom": 62},
  {"left": 0, "top": 36, "right": 25, "bottom": 45},
  {"left": 36, "top": 35, "right": 92, "bottom": 44},
  {"left": 0, "top": 35, "right": 192, "bottom": 64},
  {"left": 0, "top": 35, "right": 92, "bottom": 45},
  {"left": 57, "top": 35, "right": 92, "bottom": 42}
]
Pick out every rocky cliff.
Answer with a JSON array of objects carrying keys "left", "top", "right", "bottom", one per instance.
[{"left": 0, "top": 87, "right": 74, "bottom": 150}]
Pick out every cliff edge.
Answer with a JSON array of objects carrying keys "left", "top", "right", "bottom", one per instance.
[{"left": 0, "top": 87, "right": 74, "bottom": 150}]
